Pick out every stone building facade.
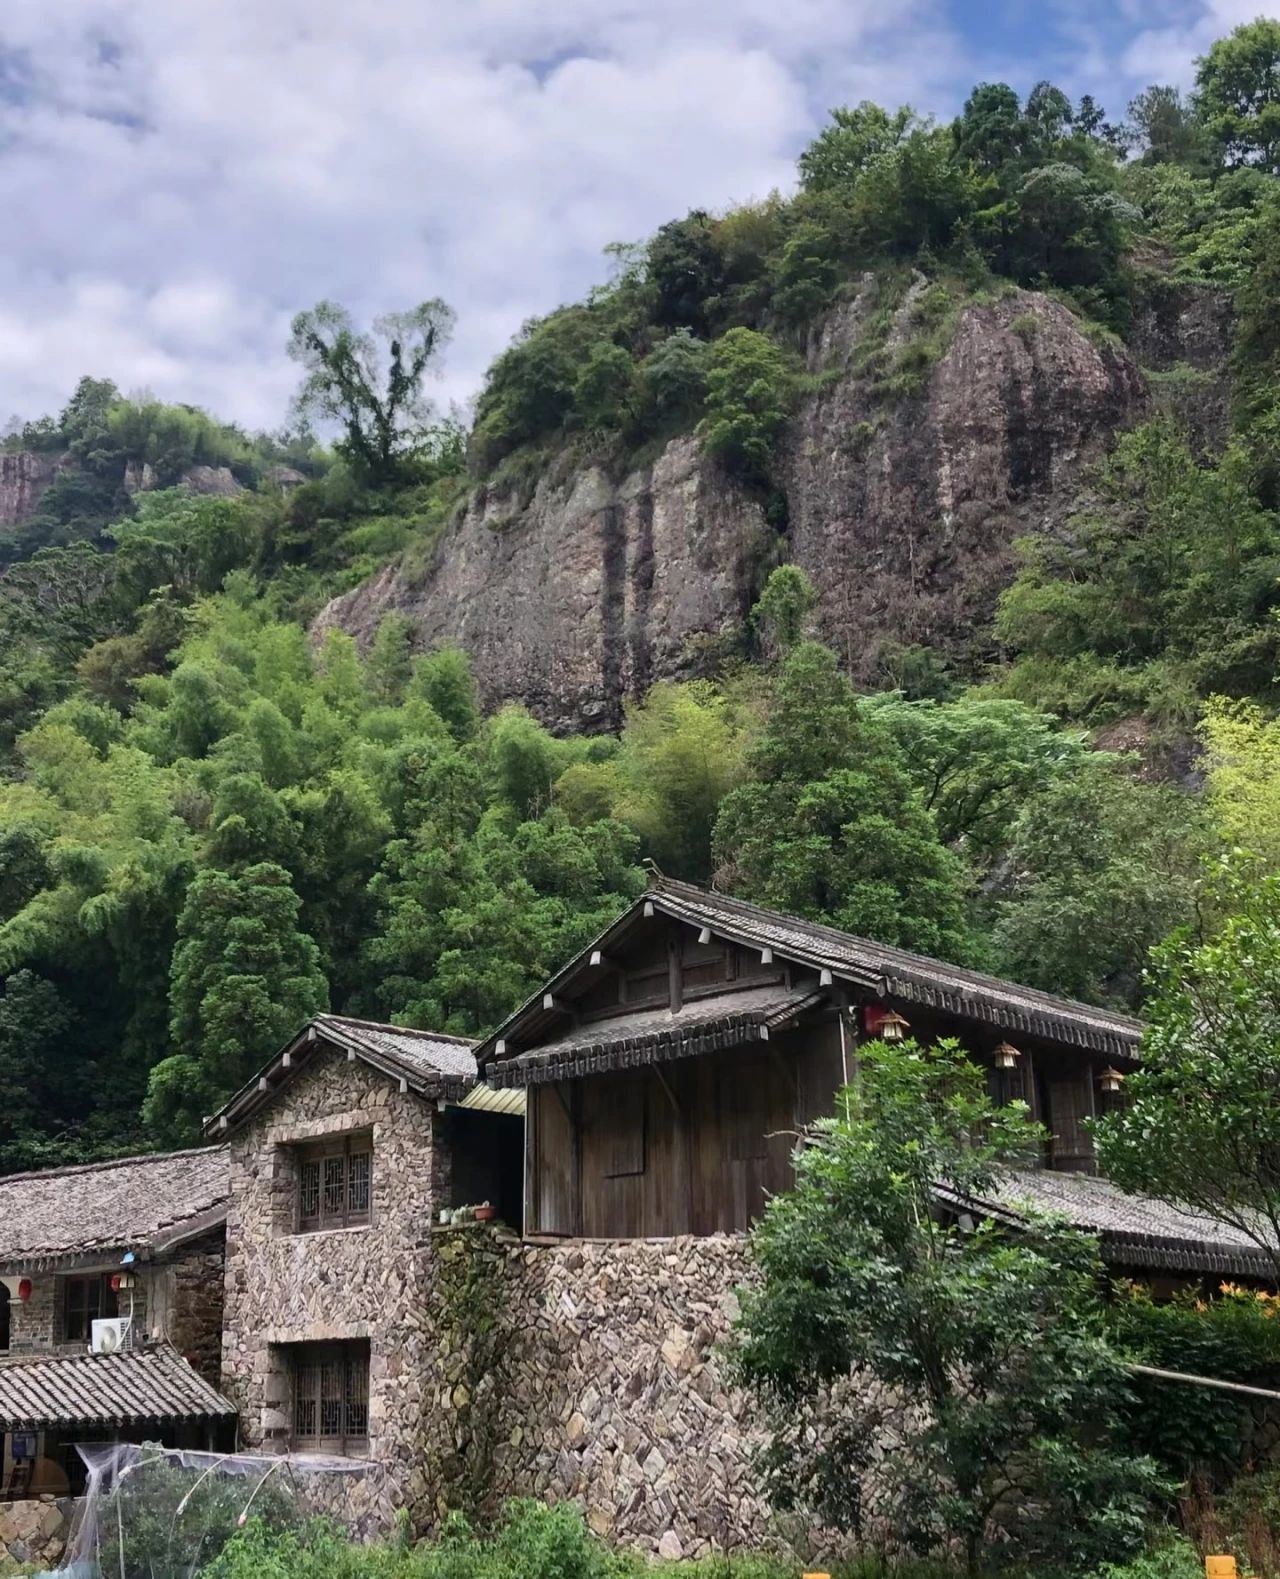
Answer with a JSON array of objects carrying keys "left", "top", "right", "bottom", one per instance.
[{"left": 216, "top": 1016, "right": 479, "bottom": 1534}]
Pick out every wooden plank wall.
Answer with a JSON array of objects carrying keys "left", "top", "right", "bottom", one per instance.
[{"left": 546, "top": 1019, "right": 847, "bottom": 1238}]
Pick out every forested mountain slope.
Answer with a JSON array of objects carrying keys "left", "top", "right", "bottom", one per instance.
[{"left": 1, "top": 20, "right": 1280, "bottom": 1169}]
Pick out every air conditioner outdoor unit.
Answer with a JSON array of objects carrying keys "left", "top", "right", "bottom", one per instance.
[{"left": 91, "top": 1316, "right": 133, "bottom": 1354}]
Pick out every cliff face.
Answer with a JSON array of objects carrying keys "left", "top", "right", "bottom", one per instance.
[
  {"left": 316, "top": 281, "right": 1218, "bottom": 731},
  {"left": 0, "top": 451, "right": 64, "bottom": 526},
  {"left": 315, "top": 437, "right": 769, "bottom": 729}
]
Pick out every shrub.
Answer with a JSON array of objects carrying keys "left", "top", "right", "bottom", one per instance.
[
  {"left": 699, "top": 329, "right": 797, "bottom": 486},
  {"left": 1107, "top": 1283, "right": 1280, "bottom": 1481}
]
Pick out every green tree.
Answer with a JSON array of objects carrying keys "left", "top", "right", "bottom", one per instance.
[
  {"left": 288, "top": 299, "right": 455, "bottom": 483},
  {"left": 1094, "top": 860, "right": 1280, "bottom": 1280},
  {"left": 1127, "top": 85, "right": 1207, "bottom": 166},
  {"left": 572, "top": 343, "right": 636, "bottom": 432},
  {"left": 147, "top": 861, "right": 327, "bottom": 1143},
  {"left": 861, "top": 693, "right": 1089, "bottom": 863},
  {"left": 989, "top": 757, "right": 1206, "bottom": 1010},
  {"left": 799, "top": 102, "right": 919, "bottom": 193},
  {"left": 751, "top": 563, "right": 817, "bottom": 657},
  {"left": 699, "top": 328, "right": 796, "bottom": 486},
  {"left": 1196, "top": 19, "right": 1280, "bottom": 172},
  {"left": 713, "top": 642, "right": 971, "bottom": 959},
  {"left": 646, "top": 210, "right": 727, "bottom": 336},
  {"left": 733, "top": 1037, "right": 1163, "bottom": 1574},
  {"left": 636, "top": 330, "right": 709, "bottom": 427},
  {"left": 409, "top": 645, "right": 480, "bottom": 743}
]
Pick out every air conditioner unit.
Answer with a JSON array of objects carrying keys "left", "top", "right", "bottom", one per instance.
[{"left": 91, "top": 1317, "right": 133, "bottom": 1355}]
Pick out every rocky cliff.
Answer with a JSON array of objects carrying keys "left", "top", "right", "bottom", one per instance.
[
  {"left": 0, "top": 451, "right": 65, "bottom": 526},
  {"left": 314, "top": 279, "right": 1226, "bottom": 731}
]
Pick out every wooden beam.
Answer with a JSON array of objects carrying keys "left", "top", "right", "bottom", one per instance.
[
  {"left": 552, "top": 1082, "right": 572, "bottom": 1122},
  {"left": 281, "top": 1051, "right": 293, "bottom": 1069},
  {"left": 760, "top": 948, "right": 773, "bottom": 964},
  {"left": 757, "top": 1025, "right": 770, "bottom": 1042},
  {"left": 819, "top": 968, "right": 834, "bottom": 987},
  {"left": 398, "top": 1077, "right": 409, "bottom": 1095},
  {"left": 258, "top": 1077, "right": 270, "bottom": 1092},
  {"left": 643, "top": 900, "right": 655, "bottom": 918},
  {"left": 697, "top": 926, "right": 712, "bottom": 945},
  {"left": 495, "top": 1038, "right": 506, "bottom": 1057},
  {"left": 589, "top": 949, "right": 611, "bottom": 968},
  {"left": 347, "top": 1048, "right": 356, "bottom": 1062},
  {"left": 668, "top": 933, "right": 683, "bottom": 1014}
]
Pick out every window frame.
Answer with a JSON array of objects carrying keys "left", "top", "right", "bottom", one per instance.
[
  {"left": 295, "top": 1131, "right": 373, "bottom": 1234},
  {"left": 62, "top": 1273, "right": 118, "bottom": 1343},
  {"left": 290, "top": 1341, "right": 370, "bottom": 1456}
]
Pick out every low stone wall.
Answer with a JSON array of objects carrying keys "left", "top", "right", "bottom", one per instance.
[
  {"left": 428, "top": 1230, "right": 780, "bottom": 1560},
  {"left": 0, "top": 1495, "right": 74, "bottom": 1568}
]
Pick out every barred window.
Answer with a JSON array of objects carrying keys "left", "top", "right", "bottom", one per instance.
[
  {"left": 296, "top": 1133, "right": 372, "bottom": 1232},
  {"left": 292, "top": 1342, "right": 369, "bottom": 1454}
]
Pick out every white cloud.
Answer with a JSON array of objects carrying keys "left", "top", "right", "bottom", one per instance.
[
  {"left": 0, "top": 0, "right": 965, "bottom": 428},
  {"left": 0, "top": 0, "right": 1257, "bottom": 431}
]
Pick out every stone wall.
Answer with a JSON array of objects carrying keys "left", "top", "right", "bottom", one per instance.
[
  {"left": 430, "top": 1230, "right": 777, "bottom": 1560},
  {"left": 0, "top": 1494, "right": 74, "bottom": 1567},
  {"left": 150, "top": 1230, "right": 226, "bottom": 1383},
  {"left": 221, "top": 1048, "right": 445, "bottom": 1535}
]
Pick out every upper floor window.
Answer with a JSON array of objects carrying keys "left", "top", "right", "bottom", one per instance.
[
  {"left": 296, "top": 1133, "right": 372, "bottom": 1233},
  {"left": 63, "top": 1274, "right": 118, "bottom": 1342},
  {"left": 291, "top": 1340, "right": 369, "bottom": 1455}
]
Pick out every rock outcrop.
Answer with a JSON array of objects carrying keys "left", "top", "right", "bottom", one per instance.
[
  {"left": 315, "top": 436, "right": 769, "bottom": 730},
  {"left": 0, "top": 450, "right": 64, "bottom": 527},
  {"left": 317, "top": 281, "right": 1156, "bottom": 731}
]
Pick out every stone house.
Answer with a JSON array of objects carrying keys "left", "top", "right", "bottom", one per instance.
[
  {"left": 0, "top": 1144, "right": 235, "bottom": 1563},
  {"left": 209, "top": 1012, "right": 520, "bottom": 1533}
]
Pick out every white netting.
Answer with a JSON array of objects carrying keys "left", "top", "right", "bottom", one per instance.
[{"left": 60, "top": 1442, "right": 369, "bottom": 1578}]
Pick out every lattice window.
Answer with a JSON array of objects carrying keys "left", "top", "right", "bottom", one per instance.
[
  {"left": 292, "top": 1342, "right": 370, "bottom": 1454},
  {"left": 296, "top": 1133, "right": 372, "bottom": 1232}
]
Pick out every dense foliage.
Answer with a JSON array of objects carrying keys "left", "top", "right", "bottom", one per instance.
[
  {"left": 2, "top": 19, "right": 1280, "bottom": 1166},
  {"left": 1094, "top": 860, "right": 1280, "bottom": 1279},
  {"left": 732, "top": 1038, "right": 1165, "bottom": 1574}
]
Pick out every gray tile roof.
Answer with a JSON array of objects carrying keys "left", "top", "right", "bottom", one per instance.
[
  {"left": 208, "top": 1014, "right": 477, "bottom": 1135},
  {"left": 649, "top": 878, "right": 1143, "bottom": 1057},
  {"left": 0, "top": 1344, "right": 235, "bottom": 1429},
  {"left": 496, "top": 986, "right": 826, "bottom": 1087},
  {"left": 478, "top": 877, "right": 1143, "bottom": 1073},
  {"left": 0, "top": 1147, "right": 229, "bottom": 1271},
  {"left": 313, "top": 1015, "right": 477, "bottom": 1083},
  {"left": 939, "top": 1169, "right": 1275, "bottom": 1279}
]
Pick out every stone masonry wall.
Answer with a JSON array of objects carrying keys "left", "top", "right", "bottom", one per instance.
[
  {"left": 221, "top": 1049, "right": 444, "bottom": 1535},
  {"left": 429, "top": 1230, "right": 778, "bottom": 1561},
  {"left": 0, "top": 1495, "right": 74, "bottom": 1567},
  {"left": 152, "top": 1230, "right": 226, "bottom": 1384}
]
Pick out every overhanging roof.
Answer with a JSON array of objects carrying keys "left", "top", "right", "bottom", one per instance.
[
  {"left": 0, "top": 1148, "right": 229, "bottom": 1273},
  {"left": 0, "top": 1345, "right": 236, "bottom": 1431},
  {"left": 937, "top": 1169, "right": 1275, "bottom": 1280},
  {"left": 207, "top": 1014, "right": 477, "bottom": 1136},
  {"left": 491, "top": 986, "right": 826, "bottom": 1087},
  {"left": 477, "top": 875, "right": 1144, "bottom": 1076}
]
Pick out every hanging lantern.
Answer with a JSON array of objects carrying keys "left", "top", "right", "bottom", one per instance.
[
  {"left": 17, "top": 1278, "right": 31, "bottom": 1302},
  {"left": 994, "top": 1041, "right": 1021, "bottom": 1070},
  {"left": 878, "top": 1011, "right": 911, "bottom": 1044},
  {"left": 1098, "top": 1066, "right": 1125, "bottom": 1095}
]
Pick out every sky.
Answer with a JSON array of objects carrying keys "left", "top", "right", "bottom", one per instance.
[{"left": 0, "top": 0, "right": 1271, "bottom": 433}]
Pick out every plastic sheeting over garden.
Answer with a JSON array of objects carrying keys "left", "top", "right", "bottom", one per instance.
[{"left": 59, "top": 1442, "right": 369, "bottom": 1578}]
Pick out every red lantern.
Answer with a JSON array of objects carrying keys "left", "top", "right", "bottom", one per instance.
[
  {"left": 110, "top": 1274, "right": 121, "bottom": 1292},
  {"left": 17, "top": 1278, "right": 31, "bottom": 1302}
]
